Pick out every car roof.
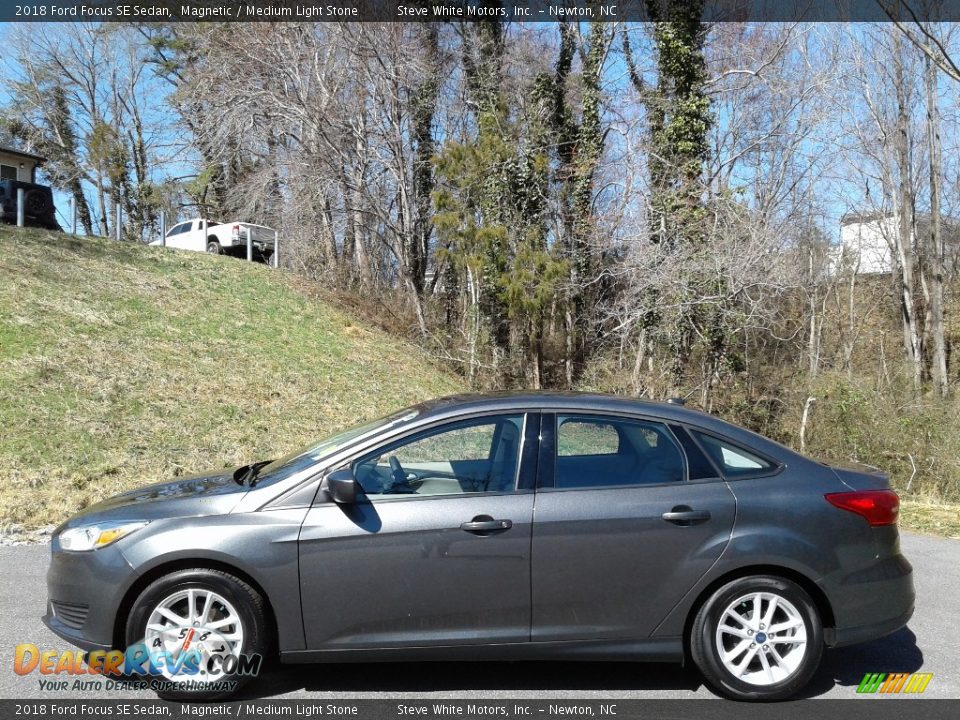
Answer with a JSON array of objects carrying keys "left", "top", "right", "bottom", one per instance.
[{"left": 413, "top": 391, "right": 703, "bottom": 421}]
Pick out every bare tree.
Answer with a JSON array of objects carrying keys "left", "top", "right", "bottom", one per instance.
[
  {"left": 836, "top": 25, "right": 926, "bottom": 387},
  {"left": 608, "top": 198, "right": 805, "bottom": 408},
  {"left": 925, "top": 51, "right": 949, "bottom": 397},
  {"left": 3, "top": 23, "right": 173, "bottom": 239}
]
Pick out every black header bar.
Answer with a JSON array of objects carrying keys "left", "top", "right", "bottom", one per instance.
[
  {"left": 4, "top": 1, "right": 960, "bottom": 23},
  {"left": 1, "top": 699, "right": 959, "bottom": 720}
]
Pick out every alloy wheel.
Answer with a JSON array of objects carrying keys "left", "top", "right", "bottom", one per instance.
[
  {"left": 143, "top": 588, "right": 245, "bottom": 682},
  {"left": 715, "top": 591, "right": 808, "bottom": 686}
]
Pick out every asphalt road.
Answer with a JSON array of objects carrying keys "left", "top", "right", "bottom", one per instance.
[{"left": 1, "top": 532, "right": 956, "bottom": 701}]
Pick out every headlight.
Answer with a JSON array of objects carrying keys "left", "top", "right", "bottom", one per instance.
[{"left": 58, "top": 521, "right": 149, "bottom": 552}]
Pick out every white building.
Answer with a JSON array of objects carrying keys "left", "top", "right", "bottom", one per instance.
[
  {"left": 0, "top": 145, "right": 45, "bottom": 184},
  {"left": 830, "top": 212, "right": 960, "bottom": 276},
  {"left": 833, "top": 213, "right": 896, "bottom": 275}
]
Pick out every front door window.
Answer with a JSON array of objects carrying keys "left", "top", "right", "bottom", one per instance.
[{"left": 353, "top": 414, "right": 525, "bottom": 496}]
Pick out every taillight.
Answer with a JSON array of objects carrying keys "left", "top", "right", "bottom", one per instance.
[
  {"left": 824, "top": 490, "right": 899, "bottom": 526},
  {"left": 232, "top": 224, "right": 240, "bottom": 238}
]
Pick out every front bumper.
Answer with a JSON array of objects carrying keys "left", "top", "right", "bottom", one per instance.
[
  {"left": 42, "top": 541, "right": 138, "bottom": 651},
  {"left": 42, "top": 606, "right": 113, "bottom": 652}
]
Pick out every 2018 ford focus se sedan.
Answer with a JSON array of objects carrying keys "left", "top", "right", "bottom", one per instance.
[{"left": 43, "top": 392, "right": 914, "bottom": 701}]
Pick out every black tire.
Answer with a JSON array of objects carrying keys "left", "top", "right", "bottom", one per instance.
[
  {"left": 690, "top": 575, "right": 823, "bottom": 701},
  {"left": 25, "top": 189, "right": 52, "bottom": 216},
  {"left": 125, "top": 568, "right": 268, "bottom": 701},
  {"left": 206, "top": 239, "right": 222, "bottom": 255}
]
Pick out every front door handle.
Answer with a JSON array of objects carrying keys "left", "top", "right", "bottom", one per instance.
[
  {"left": 662, "top": 506, "right": 711, "bottom": 526},
  {"left": 460, "top": 515, "right": 513, "bottom": 535}
]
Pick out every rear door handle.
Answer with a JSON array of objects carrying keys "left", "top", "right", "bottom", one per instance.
[
  {"left": 460, "top": 516, "right": 512, "bottom": 535},
  {"left": 662, "top": 507, "right": 711, "bottom": 526}
]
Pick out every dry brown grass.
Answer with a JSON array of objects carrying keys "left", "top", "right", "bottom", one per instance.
[{"left": 900, "top": 500, "right": 960, "bottom": 539}]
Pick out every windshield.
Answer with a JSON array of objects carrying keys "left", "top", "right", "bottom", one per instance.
[{"left": 252, "top": 406, "right": 421, "bottom": 486}]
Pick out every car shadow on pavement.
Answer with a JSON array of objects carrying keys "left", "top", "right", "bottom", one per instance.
[
  {"left": 797, "top": 627, "right": 923, "bottom": 698},
  {"left": 236, "top": 659, "right": 704, "bottom": 699}
]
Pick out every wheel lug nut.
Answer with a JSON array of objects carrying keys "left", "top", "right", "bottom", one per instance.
[
  {"left": 748, "top": 629, "right": 753, "bottom": 635},
  {"left": 759, "top": 623, "right": 765, "bottom": 629},
  {"left": 750, "top": 643, "right": 756, "bottom": 648}
]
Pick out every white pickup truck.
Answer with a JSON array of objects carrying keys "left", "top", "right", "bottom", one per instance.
[{"left": 150, "top": 218, "right": 275, "bottom": 259}]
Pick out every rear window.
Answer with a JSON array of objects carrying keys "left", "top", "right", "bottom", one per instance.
[{"left": 691, "top": 431, "right": 777, "bottom": 478}]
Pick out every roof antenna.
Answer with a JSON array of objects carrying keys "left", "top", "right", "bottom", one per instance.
[{"left": 666, "top": 397, "right": 685, "bottom": 406}]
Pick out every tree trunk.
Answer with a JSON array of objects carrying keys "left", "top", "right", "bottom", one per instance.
[
  {"left": 319, "top": 195, "right": 338, "bottom": 262},
  {"left": 925, "top": 55, "right": 949, "bottom": 397},
  {"left": 350, "top": 114, "right": 373, "bottom": 288},
  {"left": 807, "top": 244, "right": 820, "bottom": 377},
  {"left": 410, "top": 25, "right": 439, "bottom": 298},
  {"left": 96, "top": 173, "right": 109, "bottom": 238},
  {"left": 66, "top": 178, "right": 93, "bottom": 235},
  {"left": 892, "top": 34, "right": 923, "bottom": 390}
]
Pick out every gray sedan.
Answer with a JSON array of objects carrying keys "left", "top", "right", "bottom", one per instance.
[{"left": 43, "top": 392, "right": 914, "bottom": 701}]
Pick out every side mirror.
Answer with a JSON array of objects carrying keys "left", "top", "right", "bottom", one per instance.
[{"left": 325, "top": 467, "right": 359, "bottom": 504}]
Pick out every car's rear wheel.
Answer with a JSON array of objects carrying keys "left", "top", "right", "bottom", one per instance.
[
  {"left": 125, "top": 569, "right": 268, "bottom": 701},
  {"left": 206, "top": 240, "right": 222, "bottom": 254},
  {"left": 690, "top": 575, "right": 823, "bottom": 701}
]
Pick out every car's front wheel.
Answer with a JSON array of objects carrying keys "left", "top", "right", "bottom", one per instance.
[
  {"left": 690, "top": 575, "right": 823, "bottom": 701},
  {"left": 125, "top": 568, "right": 268, "bottom": 701}
]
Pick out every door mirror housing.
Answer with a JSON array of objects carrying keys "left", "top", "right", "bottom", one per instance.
[{"left": 326, "top": 467, "right": 359, "bottom": 504}]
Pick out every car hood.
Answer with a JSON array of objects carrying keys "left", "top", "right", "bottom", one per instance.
[{"left": 57, "top": 470, "right": 248, "bottom": 529}]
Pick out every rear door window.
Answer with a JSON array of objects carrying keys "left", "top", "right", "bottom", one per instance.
[
  {"left": 554, "top": 415, "right": 685, "bottom": 488},
  {"left": 557, "top": 419, "right": 619, "bottom": 456}
]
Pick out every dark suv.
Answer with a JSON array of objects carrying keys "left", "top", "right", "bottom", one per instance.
[{"left": 0, "top": 178, "right": 60, "bottom": 230}]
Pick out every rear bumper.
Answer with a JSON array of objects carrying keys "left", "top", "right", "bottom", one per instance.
[
  {"left": 821, "top": 551, "right": 915, "bottom": 648},
  {"left": 223, "top": 238, "right": 274, "bottom": 251},
  {"left": 824, "top": 603, "right": 914, "bottom": 648}
]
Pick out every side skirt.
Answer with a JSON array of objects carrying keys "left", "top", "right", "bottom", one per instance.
[{"left": 280, "top": 638, "right": 684, "bottom": 664}]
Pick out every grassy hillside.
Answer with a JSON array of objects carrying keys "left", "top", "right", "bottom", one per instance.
[{"left": 0, "top": 228, "right": 463, "bottom": 529}]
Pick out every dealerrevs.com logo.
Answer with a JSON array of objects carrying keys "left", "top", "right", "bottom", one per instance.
[
  {"left": 14, "top": 628, "right": 262, "bottom": 693},
  {"left": 857, "top": 672, "right": 933, "bottom": 695}
]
